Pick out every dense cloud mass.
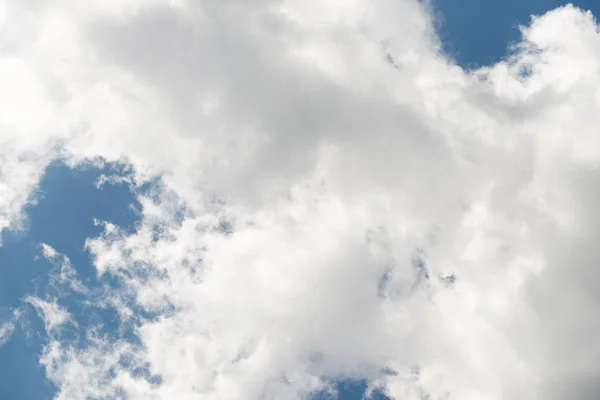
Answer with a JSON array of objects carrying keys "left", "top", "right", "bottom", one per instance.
[{"left": 1, "top": 0, "right": 600, "bottom": 399}]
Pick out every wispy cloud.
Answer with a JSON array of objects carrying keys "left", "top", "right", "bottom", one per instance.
[{"left": 0, "top": 320, "right": 15, "bottom": 347}]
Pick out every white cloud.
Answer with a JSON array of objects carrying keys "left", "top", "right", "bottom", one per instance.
[
  {"left": 23, "top": 296, "right": 72, "bottom": 334},
  {"left": 2, "top": 0, "right": 600, "bottom": 399},
  {"left": 0, "top": 320, "right": 15, "bottom": 347},
  {"left": 41, "top": 243, "right": 59, "bottom": 259}
]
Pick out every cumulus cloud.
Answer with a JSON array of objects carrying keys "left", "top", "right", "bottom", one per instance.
[{"left": 2, "top": 0, "right": 600, "bottom": 399}]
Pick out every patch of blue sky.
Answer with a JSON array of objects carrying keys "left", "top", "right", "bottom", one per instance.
[
  {"left": 312, "top": 379, "right": 390, "bottom": 400},
  {"left": 431, "top": 0, "right": 600, "bottom": 68},
  {"left": 0, "top": 161, "right": 142, "bottom": 399}
]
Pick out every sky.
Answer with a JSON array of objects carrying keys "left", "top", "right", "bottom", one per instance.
[
  {"left": 432, "top": 0, "right": 600, "bottom": 67},
  {"left": 1, "top": 1, "right": 600, "bottom": 400}
]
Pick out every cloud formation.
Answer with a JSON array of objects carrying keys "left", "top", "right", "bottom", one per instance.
[{"left": 2, "top": 1, "right": 600, "bottom": 399}]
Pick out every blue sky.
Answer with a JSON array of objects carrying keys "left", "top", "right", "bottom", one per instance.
[
  {"left": 0, "top": 162, "right": 140, "bottom": 399},
  {"left": 1, "top": 1, "right": 600, "bottom": 400},
  {"left": 432, "top": 0, "right": 600, "bottom": 68}
]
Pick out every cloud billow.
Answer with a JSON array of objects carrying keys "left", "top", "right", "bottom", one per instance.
[{"left": 0, "top": 1, "right": 599, "bottom": 399}]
